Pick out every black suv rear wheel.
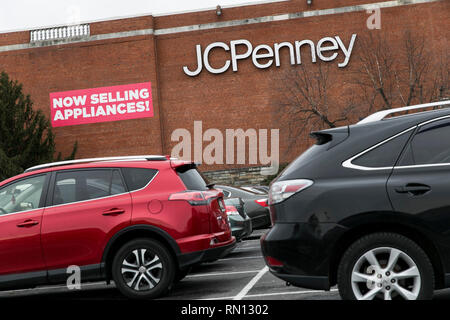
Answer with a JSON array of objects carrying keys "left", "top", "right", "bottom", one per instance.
[
  {"left": 337, "top": 233, "right": 434, "bottom": 300},
  {"left": 112, "top": 238, "right": 176, "bottom": 299}
]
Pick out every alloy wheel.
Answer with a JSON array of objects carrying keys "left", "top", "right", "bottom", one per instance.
[
  {"left": 351, "top": 247, "right": 421, "bottom": 300},
  {"left": 121, "top": 248, "right": 163, "bottom": 291}
]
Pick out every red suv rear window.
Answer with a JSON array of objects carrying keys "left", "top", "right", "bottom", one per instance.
[
  {"left": 121, "top": 168, "right": 158, "bottom": 191},
  {"left": 176, "top": 165, "right": 210, "bottom": 191}
]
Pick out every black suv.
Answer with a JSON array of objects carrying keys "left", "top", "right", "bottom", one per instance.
[{"left": 261, "top": 100, "right": 450, "bottom": 300}]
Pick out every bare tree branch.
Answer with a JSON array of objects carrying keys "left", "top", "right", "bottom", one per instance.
[{"left": 272, "top": 30, "right": 449, "bottom": 152}]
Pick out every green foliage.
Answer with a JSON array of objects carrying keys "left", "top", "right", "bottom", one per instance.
[{"left": 0, "top": 72, "right": 76, "bottom": 180}]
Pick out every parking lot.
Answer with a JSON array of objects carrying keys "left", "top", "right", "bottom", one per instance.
[
  {"left": 164, "top": 230, "right": 339, "bottom": 301},
  {"left": 1, "top": 229, "right": 450, "bottom": 300}
]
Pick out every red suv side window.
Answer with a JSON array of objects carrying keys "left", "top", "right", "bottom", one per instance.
[
  {"left": 53, "top": 169, "right": 126, "bottom": 205},
  {"left": 121, "top": 168, "right": 158, "bottom": 191}
]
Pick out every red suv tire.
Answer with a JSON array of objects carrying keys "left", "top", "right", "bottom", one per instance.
[{"left": 112, "top": 238, "right": 176, "bottom": 299}]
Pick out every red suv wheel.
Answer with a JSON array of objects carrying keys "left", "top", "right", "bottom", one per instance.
[{"left": 112, "top": 238, "right": 176, "bottom": 299}]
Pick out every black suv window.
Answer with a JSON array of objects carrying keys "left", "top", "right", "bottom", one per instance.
[
  {"left": 121, "top": 168, "right": 158, "bottom": 191},
  {"left": 53, "top": 169, "right": 126, "bottom": 205},
  {"left": 176, "top": 165, "right": 209, "bottom": 191},
  {"left": 353, "top": 130, "right": 413, "bottom": 168},
  {"left": 399, "top": 118, "right": 450, "bottom": 166}
]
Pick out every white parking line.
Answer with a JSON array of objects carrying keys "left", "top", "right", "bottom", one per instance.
[
  {"left": 233, "top": 246, "right": 261, "bottom": 251},
  {"left": 233, "top": 266, "right": 268, "bottom": 300},
  {"left": 202, "top": 289, "right": 339, "bottom": 300},
  {"left": 245, "top": 288, "right": 339, "bottom": 299},
  {"left": 220, "top": 255, "right": 263, "bottom": 261},
  {"left": 186, "top": 270, "right": 260, "bottom": 278}
]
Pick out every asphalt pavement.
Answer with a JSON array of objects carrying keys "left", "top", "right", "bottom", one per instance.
[{"left": 1, "top": 229, "right": 449, "bottom": 300}]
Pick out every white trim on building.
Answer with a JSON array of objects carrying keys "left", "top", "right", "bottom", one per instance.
[{"left": 0, "top": 0, "right": 443, "bottom": 53}]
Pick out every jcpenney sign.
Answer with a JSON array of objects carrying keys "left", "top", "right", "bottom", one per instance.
[{"left": 183, "top": 34, "right": 357, "bottom": 76}]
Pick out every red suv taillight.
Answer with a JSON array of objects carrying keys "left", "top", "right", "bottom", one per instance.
[
  {"left": 169, "top": 191, "right": 206, "bottom": 205},
  {"left": 169, "top": 190, "right": 225, "bottom": 208},
  {"left": 170, "top": 190, "right": 229, "bottom": 233}
]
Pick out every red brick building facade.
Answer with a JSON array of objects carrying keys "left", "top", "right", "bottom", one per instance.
[{"left": 0, "top": 0, "right": 448, "bottom": 176}]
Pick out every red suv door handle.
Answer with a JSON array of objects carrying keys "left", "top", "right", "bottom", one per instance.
[
  {"left": 102, "top": 208, "right": 126, "bottom": 216},
  {"left": 17, "top": 219, "right": 39, "bottom": 228}
]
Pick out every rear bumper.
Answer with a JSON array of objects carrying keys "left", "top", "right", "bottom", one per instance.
[
  {"left": 261, "top": 222, "right": 347, "bottom": 290},
  {"left": 177, "top": 237, "right": 236, "bottom": 269},
  {"left": 269, "top": 271, "right": 330, "bottom": 290},
  {"left": 230, "top": 215, "right": 253, "bottom": 240}
]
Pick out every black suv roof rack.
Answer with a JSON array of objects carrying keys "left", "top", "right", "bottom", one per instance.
[
  {"left": 358, "top": 100, "right": 450, "bottom": 125},
  {"left": 24, "top": 155, "right": 168, "bottom": 173}
]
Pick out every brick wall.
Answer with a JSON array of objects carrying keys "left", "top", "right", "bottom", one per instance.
[
  {"left": 0, "top": 0, "right": 448, "bottom": 170},
  {"left": 202, "top": 166, "right": 271, "bottom": 186}
]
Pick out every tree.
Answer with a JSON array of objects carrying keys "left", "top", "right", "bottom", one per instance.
[
  {"left": 273, "top": 63, "right": 357, "bottom": 151},
  {"left": 0, "top": 71, "right": 77, "bottom": 180},
  {"left": 273, "top": 30, "right": 449, "bottom": 151},
  {"left": 354, "top": 31, "right": 449, "bottom": 115}
]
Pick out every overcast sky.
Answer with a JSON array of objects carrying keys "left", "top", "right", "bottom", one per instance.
[{"left": 0, "top": 0, "right": 284, "bottom": 33}]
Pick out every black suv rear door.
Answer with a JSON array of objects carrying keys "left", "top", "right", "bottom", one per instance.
[{"left": 387, "top": 117, "right": 450, "bottom": 221}]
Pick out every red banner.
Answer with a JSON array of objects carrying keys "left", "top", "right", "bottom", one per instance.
[{"left": 50, "top": 82, "right": 154, "bottom": 127}]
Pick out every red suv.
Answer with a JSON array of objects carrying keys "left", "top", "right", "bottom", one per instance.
[{"left": 0, "top": 155, "right": 235, "bottom": 299}]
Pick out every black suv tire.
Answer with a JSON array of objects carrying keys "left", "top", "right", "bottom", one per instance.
[
  {"left": 112, "top": 238, "right": 176, "bottom": 299},
  {"left": 337, "top": 233, "right": 434, "bottom": 300}
]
